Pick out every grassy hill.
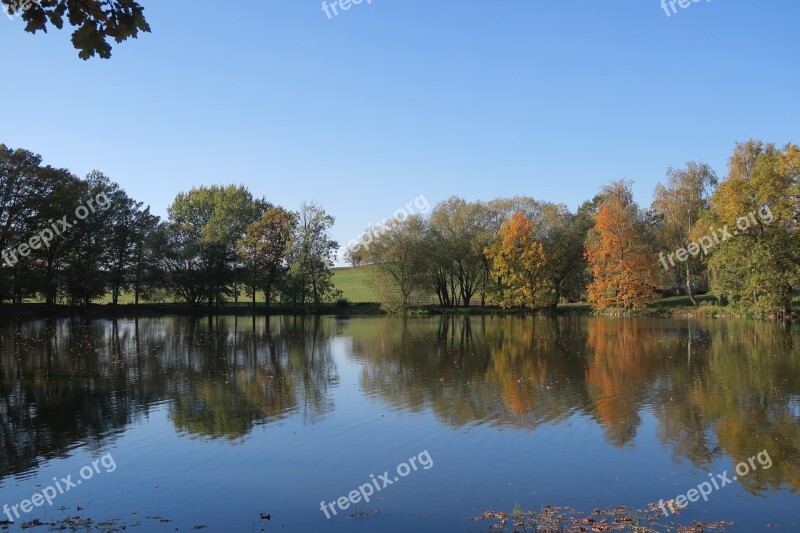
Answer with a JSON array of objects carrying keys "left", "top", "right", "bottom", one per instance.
[{"left": 332, "top": 266, "right": 378, "bottom": 303}]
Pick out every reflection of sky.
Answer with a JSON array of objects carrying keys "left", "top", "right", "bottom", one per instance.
[{"left": 3, "top": 403, "right": 796, "bottom": 532}]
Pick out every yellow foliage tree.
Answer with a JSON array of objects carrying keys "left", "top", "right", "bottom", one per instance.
[{"left": 485, "top": 211, "right": 549, "bottom": 308}]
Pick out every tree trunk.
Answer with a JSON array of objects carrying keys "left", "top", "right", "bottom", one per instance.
[
  {"left": 685, "top": 261, "right": 697, "bottom": 306},
  {"left": 134, "top": 261, "right": 141, "bottom": 306}
]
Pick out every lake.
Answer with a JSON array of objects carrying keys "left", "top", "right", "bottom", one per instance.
[{"left": 1, "top": 315, "right": 798, "bottom": 532}]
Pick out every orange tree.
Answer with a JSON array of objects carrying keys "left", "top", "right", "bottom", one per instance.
[{"left": 585, "top": 181, "right": 658, "bottom": 311}]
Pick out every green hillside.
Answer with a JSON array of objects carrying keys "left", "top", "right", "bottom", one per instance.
[{"left": 332, "top": 266, "right": 378, "bottom": 303}]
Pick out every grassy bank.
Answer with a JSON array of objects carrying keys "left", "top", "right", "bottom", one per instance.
[
  {"left": 0, "top": 301, "right": 383, "bottom": 319},
  {"left": 5, "top": 267, "right": 797, "bottom": 319}
]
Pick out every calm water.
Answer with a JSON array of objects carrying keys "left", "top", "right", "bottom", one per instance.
[{"left": 1, "top": 315, "right": 798, "bottom": 532}]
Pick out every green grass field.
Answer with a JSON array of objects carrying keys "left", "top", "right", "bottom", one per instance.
[
  {"left": 44, "top": 267, "right": 800, "bottom": 315},
  {"left": 332, "top": 266, "right": 378, "bottom": 303},
  {"left": 87, "top": 266, "right": 378, "bottom": 305}
]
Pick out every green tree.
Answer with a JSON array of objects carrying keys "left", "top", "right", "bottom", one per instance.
[
  {"left": 652, "top": 161, "right": 717, "bottom": 305},
  {"left": 129, "top": 206, "right": 161, "bottom": 304},
  {"left": 161, "top": 185, "right": 264, "bottom": 307},
  {"left": 281, "top": 203, "right": 340, "bottom": 305},
  {"left": 63, "top": 171, "right": 116, "bottom": 305},
  {"left": 701, "top": 141, "right": 800, "bottom": 315},
  {"left": 360, "top": 215, "right": 430, "bottom": 308},
  {"left": 2, "top": 0, "right": 150, "bottom": 59},
  {"left": 0, "top": 145, "right": 53, "bottom": 302},
  {"left": 427, "top": 198, "right": 495, "bottom": 307},
  {"left": 104, "top": 187, "right": 159, "bottom": 305}
]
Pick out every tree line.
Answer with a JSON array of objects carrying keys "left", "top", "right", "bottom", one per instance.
[
  {"left": 348, "top": 140, "right": 799, "bottom": 316},
  {"left": 0, "top": 143, "right": 340, "bottom": 307},
  {"left": 2, "top": 139, "right": 797, "bottom": 314}
]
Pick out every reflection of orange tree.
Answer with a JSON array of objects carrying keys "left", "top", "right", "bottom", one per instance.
[
  {"left": 350, "top": 316, "right": 590, "bottom": 429},
  {"left": 485, "top": 318, "right": 537, "bottom": 417},
  {"left": 585, "top": 318, "right": 662, "bottom": 446},
  {"left": 483, "top": 316, "right": 587, "bottom": 422},
  {"left": 352, "top": 316, "right": 800, "bottom": 489}
]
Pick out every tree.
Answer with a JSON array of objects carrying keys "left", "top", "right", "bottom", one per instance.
[
  {"left": 129, "top": 206, "right": 161, "bottom": 305},
  {"left": 485, "top": 197, "right": 588, "bottom": 306},
  {"left": 485, "top": 211, "right": 548, "bottom": 309},
  {"left": 237, "top": 206, "right": 297, "bottom": 308},
  {"left": 585, "top": 181, "right": 658, "bottom": 311},
  {"left": 360, "top": 215, "right": 429, "bottom": 308},
  {"left": 2, "top": 0, "right": 150, "bottom": 59},
  {"left": 104, "top": 186, "right": 158, "bottom": 305},
  {"left": 0, "top": 145, "right": 50, "bottom": 302},
  {"left": 652, "top": 161, "right": 717, "bottom": 305},
  {"left": 281, "top": 203, "right": 340, "bottom": 305},
  {"left": 26, "top": 167, "right": 86, "bottom": 304},
  {"left": 700, "top": 141, "right": 800, "bottom": 315},
  {"left": 531, "top": 203, "right": 589, "bottom": 306},
  {"left": 63, "top": 171, "right": 116, "bottom": 305},
  {"left": 427, "top": 198, "right": 495, "bottom": 307},
  {"left": 161, "top": 185, "right": 264, "bottom": 307}
]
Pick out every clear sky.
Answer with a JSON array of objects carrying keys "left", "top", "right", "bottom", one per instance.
[{"left": 1, "top": 0, "right": 798, "bottom": 261}]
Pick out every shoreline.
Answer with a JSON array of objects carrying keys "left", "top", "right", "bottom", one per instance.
[{"left": 0, "top": 301, "right": 794, "bottom": 320}]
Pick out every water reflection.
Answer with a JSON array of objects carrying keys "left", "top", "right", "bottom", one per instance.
[
  {"left": 348, "top": 315, "right": 800, "bottom": 494},
  {"left": 1, "top": 315, "right": 798, "bottom": 496},
  {"left": 0, "top": 316, "right": 340, "bottom": 477}
]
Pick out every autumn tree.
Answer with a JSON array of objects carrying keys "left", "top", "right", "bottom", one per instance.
[
  {"left": 700, "top": 140, "right": 800, "bottom": 315},
  {"left": 652, "top": 161, "right": 717, "bottom": 304},
  {"left": 237, "top": 206, "right": 297, "bottom": 308},
  {"left": 585, "top": 181, "right": 658, "bottom": 311},
  {"left": 485, "top": 211, "right": 549, "bottom": 309},
  {"left": 486, "top": 197, "right": 589, "bottom": 305}
]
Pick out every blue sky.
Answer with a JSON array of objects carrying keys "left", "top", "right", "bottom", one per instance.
[{"left": 1, "top": 0, "right": 798, "bottom": 261}]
